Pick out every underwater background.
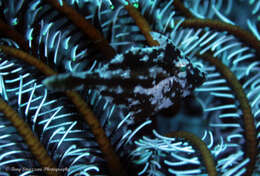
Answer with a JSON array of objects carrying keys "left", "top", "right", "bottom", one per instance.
[{"left": 0, "top": 0, "right": 259, "bottom": 175}]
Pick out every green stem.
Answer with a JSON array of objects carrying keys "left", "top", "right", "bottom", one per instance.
[
  {"left": 0, "top": 98, "right": 60, "bottom": 176},
  {"left": 166, "top": 131, "right": 217, "bottom": 176},
  {"left": 0, "top": 45, "right": 128, "bottom": 176},
  {"left": 43, "top": 0, "right": 116, "bottom": 59}
]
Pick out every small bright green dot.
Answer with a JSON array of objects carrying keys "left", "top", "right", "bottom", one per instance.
[
  {"left": 257, "top": 16, "right": 260, "bottom": 21},
  {"left": 11, "top": 18, "right": 18, "bottom": 26},
  {"left": 249, "top": 0, "right": 255, "bottom": 5},
  {"left": 180, "top": 67, "right": 186, "bottom": 72},
  {"left": 133, "top": 2, "right": 139, "bottom": 8},
  {"left": 110, "top": 5, "right": 114, "bottom": 10},
  {"left": 157, "top": 15, "right": 162, "bottom": 20}
]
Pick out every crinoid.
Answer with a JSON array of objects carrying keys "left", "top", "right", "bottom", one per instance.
[{"left": 0, "top": 0, "right": 259, "bottom": 176}]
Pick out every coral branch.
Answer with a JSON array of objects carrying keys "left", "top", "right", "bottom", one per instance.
[
  {"left": 173, "top": 0, "right": 194, "bottom": 18},
  {"left": 43, "top": 0, "right": 116, "bottom": 59},
  {"left": 166, "top": 131, "right": 217, "bottom": 176},
  {"left": 172, "top": 1, "right": 260, "bottom": 57},
  {"left": 65, "top": 91, "right": 128, "bottom": 176},
  {"left": 0, "top": 45, "right": 127, "bottom": 176},
  {"left": 0, "top": 45, "right": 56, "bottom": 76},
  {"left": 181, "top": 19, "right": 260, "bottom": 57},
  {"left": 0, "top": 19, "right": 29, "bottom": 51},
  {"left": 199, "top": 53, "right": 257, "bottom": 176},
  {"left": 169, "top": 2, "right": 258, "bottom": 173},
  {"left": 124, "top": 5, "right": 159, "bottom": 46},
  {"left": 0, "top": 97, "right": 60, "bottom": 176}
]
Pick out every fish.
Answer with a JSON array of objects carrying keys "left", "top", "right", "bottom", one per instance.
[{"left": 43, "top": 34, "right": 205, "bottom": 118}]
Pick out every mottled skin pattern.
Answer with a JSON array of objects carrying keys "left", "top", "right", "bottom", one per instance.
[
  {"left": 98, "top": 42, "right": 205, "bottom": 118},
  {"left": 44, "top": 38, "right": 205, "bottom": 118}
]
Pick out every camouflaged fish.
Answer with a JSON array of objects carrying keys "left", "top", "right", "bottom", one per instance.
[{"left": 43, "top": 33, "right": 205, "bottom": 118}]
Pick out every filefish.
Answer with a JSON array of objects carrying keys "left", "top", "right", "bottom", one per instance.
[{"left": 43, "top": 34, "right": 205, "bottom": 118}]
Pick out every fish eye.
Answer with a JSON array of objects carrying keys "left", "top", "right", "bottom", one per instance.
[
  {"left": 176, "top": 59, "right": 188, "bottom": 72},
  {"left": 179, "top": 66, "right": 186, "bottom": 72}
]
